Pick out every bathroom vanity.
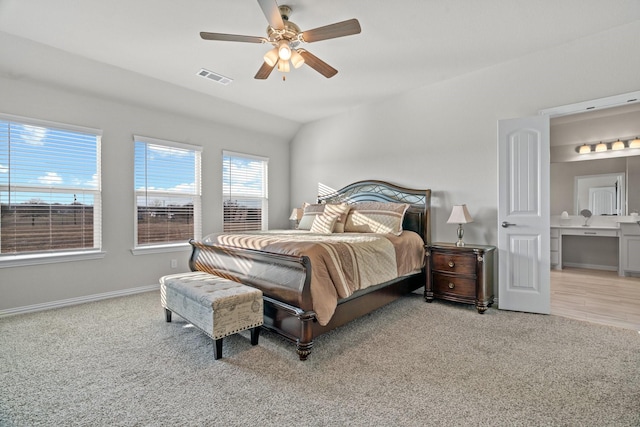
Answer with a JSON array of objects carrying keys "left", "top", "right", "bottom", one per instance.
[{"left": 551, "top": 217, "right": 640, "bottom": 276}]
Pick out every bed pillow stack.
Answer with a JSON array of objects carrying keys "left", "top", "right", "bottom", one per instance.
[{"left": 298, "top": 201, "right": 410, "bottom": 235}]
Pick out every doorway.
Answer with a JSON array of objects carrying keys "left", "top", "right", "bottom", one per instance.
[{"left": 546, "top": 97, "right": 640, "bottom": 331}]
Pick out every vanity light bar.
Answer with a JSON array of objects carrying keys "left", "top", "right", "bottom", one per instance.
[{"left": 576, "top": 136, "right": 640, "bottom": 154}]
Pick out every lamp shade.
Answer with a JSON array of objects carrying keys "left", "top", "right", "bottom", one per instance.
[
  {"left": 278, "top": 40, "right": 291, "bottom": 60},
  {"left": 447, "top": 205, "right": 473, "bottom": 224},
  {"left": 277, "top": 59, "right": 290, "bottom": 73},
  {"left": 289, "top": 208, "right": 303, "bottom": 221},
  {"left": 595, "top": 142, "right": 607, "bottom": 152},
  {"left": 290, "top": 49, "right": 305, "bottom": 68},
  {"left": 630, "top": 137, "right": 640, "bottom": 149},
  {"left": 612, "top": 140, "right": 625, "bottom": 150},
  {"left": 578, "top": 144, "right": 591, "bottom": 154},
  {"left": 263, "top": 47, "right": 279, "bottom": 67}
]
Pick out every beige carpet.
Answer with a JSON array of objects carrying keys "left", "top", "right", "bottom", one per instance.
[{"left": 1, "top": 290, "right": 639, "bottom": 426}]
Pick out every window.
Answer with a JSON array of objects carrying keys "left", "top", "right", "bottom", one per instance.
[
  {"left": 222, "top": 151, "right": 268, "bottom": 232},
  {"left": 134, "top": 136, "right": 201, "bottom": 249},
  {"left": 0, "top": 114, "right": 102, "bottom": 258}
]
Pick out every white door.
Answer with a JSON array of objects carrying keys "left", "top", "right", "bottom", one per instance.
[
  {"left": 497, "top": 115, "right": 550, "bottom": 314},
  {"left": 588, "top": 187, "right": 615, "bottom": 215}
]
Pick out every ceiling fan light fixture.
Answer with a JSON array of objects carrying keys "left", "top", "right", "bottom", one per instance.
[
  {"left": 277, "top": 59, "right": 290, "bottom": 73},
  {"left": 200, "top": 3, "right": 361, "bottom": 80},
  {"left": 290, "top": 49, "right": 305, "bottom": 68},
  {"left": 263, "top": 47, "right": 279, "bottom": 67},
  {"left": 278, "top": 40, "right": 292, "bottom": 60}
]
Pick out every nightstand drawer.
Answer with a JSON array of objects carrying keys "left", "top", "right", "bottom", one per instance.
[
  {"left": 425, "top": 243, "right": 495, "bottom": 313},
  {"left": 432, "top": 273, "right": 476, "bottom": 298},
  {"left": 432, "top": 252, "right": 475, "bottom": 274}
]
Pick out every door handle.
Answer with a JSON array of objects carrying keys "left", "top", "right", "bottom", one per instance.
[{"left": 501, "top": 221, "right": 516, "bottom": 228}]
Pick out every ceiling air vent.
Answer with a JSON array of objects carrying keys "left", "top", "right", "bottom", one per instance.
[{"left": 197, "top": 68, "right": 233, "bottom": 86}]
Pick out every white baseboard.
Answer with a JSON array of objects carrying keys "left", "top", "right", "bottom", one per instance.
[
  {"left": 562, "top": 262, "right": 618, "bottom": 272},
  {"left": 0, "top": 284, "right": 159, "bottom": 318}
]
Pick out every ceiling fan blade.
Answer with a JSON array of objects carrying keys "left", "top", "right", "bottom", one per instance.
[
  {"left": 257, "top": 0, "right": 285, "bottom": 30},
  {"left": 254, "top": 61, "right": 276, "bottom": 79},
  {"left": 301, "top": 19, "right": 361, "bottom": 43},
  {"left": 298, "top": 50, "right": 338, "bottom": 78},
  {"left": 200, "top": 32, "right": 266, "bottom": 43}
]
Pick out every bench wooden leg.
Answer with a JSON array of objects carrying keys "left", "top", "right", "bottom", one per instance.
[
  {"left": 164, "top": 308, "right": 172, "bottom": 322},
  {"left": 213, "top": 338, "right": 223, "bottom": 359},
  {"left": 250, "top": 327, "right": 260, "bottom": 346}
]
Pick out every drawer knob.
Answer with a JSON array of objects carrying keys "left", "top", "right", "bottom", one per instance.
[
  {"left": 448, "top": 282, "right": 455, "bottom": 289},
  {"left": 448, "top": 261, "right": 455, "bottom": 268}
]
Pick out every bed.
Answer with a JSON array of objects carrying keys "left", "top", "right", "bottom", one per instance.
[{"left": 188, "top": 180, "right": 431, "bottom": 360}]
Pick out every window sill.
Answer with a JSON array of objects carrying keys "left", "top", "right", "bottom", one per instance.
[
  {"left": 130, "top": 243, "right": 191, "bottom": 256},
  {"left": 0, "top": 250, "right": 107, "bottom": 268}
]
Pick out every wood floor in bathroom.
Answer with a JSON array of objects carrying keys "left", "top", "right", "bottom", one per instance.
[{"left": 551, "top": 267, "right": 640, "bottom": 331}]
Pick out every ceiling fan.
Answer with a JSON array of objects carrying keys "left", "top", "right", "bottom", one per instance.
[{"left": 200, "top": 0, "right": 361, "bottom": 80}]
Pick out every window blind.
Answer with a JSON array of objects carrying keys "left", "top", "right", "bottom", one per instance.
[
  {"left": 134, "top": 136, "right": 201, "bottom": 247},
  {"left": 222, "top": 151, "right": 268, "bottom": 232},
  {"left": 0, "top": 115, "right": 102, "bottom": 255}
]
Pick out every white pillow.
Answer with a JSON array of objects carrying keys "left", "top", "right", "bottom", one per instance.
[{"left": 298, "top": 203, "right": 324, "bottom": 230}]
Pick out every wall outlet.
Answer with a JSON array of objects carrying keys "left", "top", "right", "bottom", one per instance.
[{"left": 170, "top": 259, "right": 178, "bottom": 269}]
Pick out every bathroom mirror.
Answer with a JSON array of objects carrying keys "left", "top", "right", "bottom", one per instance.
[{"left": 574, "top": 173, "right": 625, "bottom": 215}]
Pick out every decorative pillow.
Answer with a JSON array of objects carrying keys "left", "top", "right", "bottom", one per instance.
[
  {"left": 344, "top": 202, "right": 409, "bottom": 235},
  {"left": 323, "top": 203, "right": 350, "bottom": 233},
  {"left": 297, "top": 203, "right": 350, "bottom": 232},
  {"left": 310, "top": 214, "right": 339, "bottom": 234},
  {"left": 297, "top": 203, "right": 325, "bottom": 230}
]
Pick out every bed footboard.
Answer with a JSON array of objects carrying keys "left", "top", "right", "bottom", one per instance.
[
  {"left": 189, "top": 239, "right": 312, "bottom": 309},
  {"left": 189, "top": 239, "right": 318, "bottom": 360}
]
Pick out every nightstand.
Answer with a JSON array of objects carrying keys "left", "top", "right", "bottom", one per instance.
[{"left": 425, "top": 243, "right": 496, "bottom": 313}]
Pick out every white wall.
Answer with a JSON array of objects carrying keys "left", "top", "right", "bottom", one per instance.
[
  {"left": 290, "top": 21, "right": 640, "bottom": 247},
  {"left": 0, "top": 77, "right": 291, "bottom": 312}
]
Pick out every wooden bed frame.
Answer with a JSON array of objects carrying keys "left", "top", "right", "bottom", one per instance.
[{"left": 188, "top": 180, "right": 431, "bottom": 360}]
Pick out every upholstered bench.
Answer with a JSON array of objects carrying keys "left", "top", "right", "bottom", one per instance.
[{"left": 160, "top": 271, "right": 263, "bottom": 359}]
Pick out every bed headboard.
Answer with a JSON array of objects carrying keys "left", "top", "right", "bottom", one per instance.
[{"left": 317, "top": 180, "right": 431, "bottom": 244}]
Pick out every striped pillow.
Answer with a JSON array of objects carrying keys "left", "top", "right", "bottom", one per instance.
[
  {"left": 310, "top": 214, "right": 339, "bottom": 234},
  {"left": 298, "top": 203, "right": 350, "bottom": 232}
]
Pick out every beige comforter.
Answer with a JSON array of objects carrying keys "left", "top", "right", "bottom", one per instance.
[{"left": 203, "top": 230, "right": 425, "bottom": 325}]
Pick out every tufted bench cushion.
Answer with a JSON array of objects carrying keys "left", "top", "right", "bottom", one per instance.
[{"left": 160, "top": 271, "right": 263, "bottom": 359}]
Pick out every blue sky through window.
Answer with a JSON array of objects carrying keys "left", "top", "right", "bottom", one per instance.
[
  {"left": 222, "top": 154, "right": 266, "bottom": 199},
  {"left": 134, "top": 142, "right": 195, "bottom": 193},
  {"left": 0, "top": 120, "right": 99, "bottom": 205}
]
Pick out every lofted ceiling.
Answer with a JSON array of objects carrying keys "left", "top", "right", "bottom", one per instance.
[{"left": 1, "top": 0, "right": 639, "bottom": 139}]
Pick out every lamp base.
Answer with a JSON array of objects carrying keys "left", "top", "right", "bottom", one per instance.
[{"left": 455, "top": 224, "right": 465, "bottom": 247}]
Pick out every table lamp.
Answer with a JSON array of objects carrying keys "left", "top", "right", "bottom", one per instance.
[
  {"left": 289, "top": 208, "right": 303, "bottom": 228},
  {"left": 447, "top": 204, "right": 473, "bottom": 247}
]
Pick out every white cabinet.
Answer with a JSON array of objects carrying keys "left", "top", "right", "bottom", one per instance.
[
  {"left": 620, "top": 223, "right": 640, "bottom": 275},
  {"left": 550, "top": 228, "right": 560, "bottom": 268}
]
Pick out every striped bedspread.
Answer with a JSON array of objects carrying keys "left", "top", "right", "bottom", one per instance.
[{"left": 203, "top": 230, "right": 425, "bottom": 325}]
